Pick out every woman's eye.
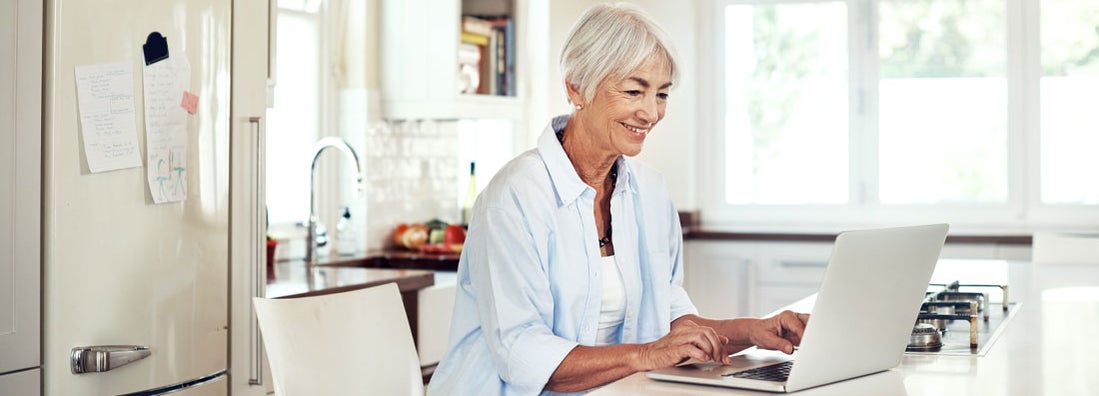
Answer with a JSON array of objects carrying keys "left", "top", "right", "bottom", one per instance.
[
  {"left": 625, "top": 90, "right": 642, "bottom": 96},
  {"left": 657, "top": 93, "right": 669, "bottom": 100}
]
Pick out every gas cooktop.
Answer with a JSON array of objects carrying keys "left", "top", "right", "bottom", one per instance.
[{"left": 905, "top": 281, "right": 1020, "bottom": 356}]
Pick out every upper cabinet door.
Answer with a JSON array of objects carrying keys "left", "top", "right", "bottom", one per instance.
[{"left": 0, "top": 0, "right": 42, "bottom": 378}]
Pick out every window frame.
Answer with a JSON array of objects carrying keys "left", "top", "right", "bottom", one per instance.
[{"left": 702, "top": 0, "right": 1099, "bottom": 229}]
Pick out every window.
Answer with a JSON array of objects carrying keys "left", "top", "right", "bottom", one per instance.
[
  {"left": 877, "top": 0, "right": 1007, "bottom": 205},
  {"left": 723, "top": 3, "right": 849, "bottom": 205},
  {"left": 711, "top": 0, "right": 1099, "bottom": 227},
  {"left": 266, "top": 0, "right": 324, "bottom": 226},
  {"left": 1039, "top": 1, "right": 1099, "bottom": 205}
]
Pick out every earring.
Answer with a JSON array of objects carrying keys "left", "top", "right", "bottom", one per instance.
[{"left": 575, "top": 104, "right": 583, "bottom": 110}]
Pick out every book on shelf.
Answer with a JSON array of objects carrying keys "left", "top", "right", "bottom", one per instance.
[
  {"left": 460, "top": 31, "right": 488, "bottom": 46},
  {"left": 462, "top": 16, "right": 495, "bottom": 37},
  {"left": 460, "top": 15, "right": 514, "bottom": 97},
  {"left": 482, "top": 16, "right": 515, "bottom": 97}
]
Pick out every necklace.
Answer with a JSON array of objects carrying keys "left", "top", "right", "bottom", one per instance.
[
  {"left": 599, "top": 163, "right": 617, "bottom": 248},
  {"left": 598, "top": 227, "right": 612, "bottom": 248}
]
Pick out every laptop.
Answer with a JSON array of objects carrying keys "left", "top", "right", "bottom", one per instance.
[{"left": 647, "top": 223, "right": 949, "bottom": 393}]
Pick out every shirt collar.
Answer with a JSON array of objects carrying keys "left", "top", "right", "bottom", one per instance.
[{"left": 538, "top": 115, "right": 638, "bottom": 207}]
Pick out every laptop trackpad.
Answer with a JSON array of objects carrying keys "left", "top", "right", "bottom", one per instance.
[{"left": 677, "top": 348, "right": 794, "bottom": 374}]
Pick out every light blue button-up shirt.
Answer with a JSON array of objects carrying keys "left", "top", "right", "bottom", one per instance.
[{"left": 427, "top": 116, "right": 697, "bottom": 395}]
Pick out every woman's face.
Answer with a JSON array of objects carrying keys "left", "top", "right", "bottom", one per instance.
[{"left": 578, "top": 57, "right": 672, "bottom": 157}]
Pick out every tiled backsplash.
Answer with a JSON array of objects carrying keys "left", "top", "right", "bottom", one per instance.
[{"left": 362, "top": 120, "right": 461, "bottom": 251}]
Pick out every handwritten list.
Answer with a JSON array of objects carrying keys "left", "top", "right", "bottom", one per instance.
[
  {"left": 74, "top": 61, "right": 143, "bottom": 173},
  {"left": 143, "top": 55, "right": 190, "bottom": 203}
]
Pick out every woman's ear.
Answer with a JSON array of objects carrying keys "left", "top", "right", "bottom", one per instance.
[{"left": 565, "top": 81, "right": 584, "bottom": 108}]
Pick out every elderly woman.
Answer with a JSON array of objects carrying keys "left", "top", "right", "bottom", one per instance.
[{"left": 427, "top": 4, "right": 809, "bottom": 395}]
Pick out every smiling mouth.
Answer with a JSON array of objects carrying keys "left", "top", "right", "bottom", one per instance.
[{"left": 621, "top": 122, "right": 650, "bottom": 135}]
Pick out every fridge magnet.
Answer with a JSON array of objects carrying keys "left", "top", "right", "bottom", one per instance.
[{"left": 143, "top": 32, "right": 169, "bottom": 66}]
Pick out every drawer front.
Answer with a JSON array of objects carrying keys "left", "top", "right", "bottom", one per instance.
[{"left": 753, "top": 242, "right": 832, "bottom": 285}]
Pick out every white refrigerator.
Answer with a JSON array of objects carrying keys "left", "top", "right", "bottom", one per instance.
[{"left": 41, "top": 0, "right": 268, "bottom": 394}]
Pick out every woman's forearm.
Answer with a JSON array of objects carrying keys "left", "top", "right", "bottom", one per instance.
[
  {"left": 676, "top": 314, "right": 757, "bottom": 345},
  {"left": 544, "top": 344, "right": 645, "bottom": 393}
]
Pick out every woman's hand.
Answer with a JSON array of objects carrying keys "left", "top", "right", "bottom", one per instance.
[
  {"left": 746, "top": 310, "right": 810, "bottom": 354},
  {"left": 637, "top": 320, "right": 730, "bottom": 370}
]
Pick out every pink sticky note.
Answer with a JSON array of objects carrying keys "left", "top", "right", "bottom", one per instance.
[{"left": 181, "top": 91, "right": 198, "bottom": 115}]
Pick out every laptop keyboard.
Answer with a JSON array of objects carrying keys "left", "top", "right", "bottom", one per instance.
[{"left": 723, "top": 360, "right": 794, "bottom": 382}]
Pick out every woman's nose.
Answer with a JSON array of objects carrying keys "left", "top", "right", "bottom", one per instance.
[{"left": 637, "top": 96, "right": 659, "bottom": 124}]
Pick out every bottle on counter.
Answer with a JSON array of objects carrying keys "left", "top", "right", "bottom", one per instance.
[
  {"left": 336, "top": 206, "right": 358, "bottom": 256},
  {"left": 314, "top": 221, "right": 329, "bottom": 257},
  {"left": 461, "top": 162, "right": 477, "bottom": 227}
]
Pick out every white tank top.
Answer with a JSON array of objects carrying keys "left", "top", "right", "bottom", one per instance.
[{"left": 595, "top": 255, "right": 626, "bottom": 346}]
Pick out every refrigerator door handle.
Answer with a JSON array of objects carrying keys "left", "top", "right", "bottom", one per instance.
[
  {"left": 248, "top": 116, "right": 267, "bottom": 386},
  {"left": 71, "top": 345, "right": 151, "bottom": 374}
]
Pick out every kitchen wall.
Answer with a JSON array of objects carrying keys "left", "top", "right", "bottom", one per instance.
[
  {"left": 328, "top": 0, "right": 465, "bottom": 253},
  {"left": 362, "top": 120, "right": 461, "bottom": 251}
]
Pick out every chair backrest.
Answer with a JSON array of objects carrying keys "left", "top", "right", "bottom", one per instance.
[
  {"left": 253, "top": 282, "right": 424, "bottom": 396},
  {"left": 1032, "top": 232, "right": 1099, "bottom": 265}
]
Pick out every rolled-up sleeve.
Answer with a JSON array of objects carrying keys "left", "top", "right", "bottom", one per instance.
[{"left": 466, "top": 202, "right": 578, "bottom": 393}]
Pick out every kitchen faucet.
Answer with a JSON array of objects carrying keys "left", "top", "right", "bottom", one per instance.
[{"left": 306, "top": 137, "right": 364, "bottom": 267}]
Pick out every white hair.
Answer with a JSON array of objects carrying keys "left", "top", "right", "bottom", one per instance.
[{"left": 560, "top": 2, "right": 679, "bottom": 105}]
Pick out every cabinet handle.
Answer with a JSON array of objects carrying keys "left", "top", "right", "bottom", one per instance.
[
  {"left": 71, "top": 345, "right": 150, "bottom": 374},
  {"left": 778, "top": 260, "right": 828, "bottom": 268},
  {"left": 248, "top": 116, "right": 267, "bottom": 386}
]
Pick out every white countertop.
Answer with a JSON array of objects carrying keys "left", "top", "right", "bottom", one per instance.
[{"left": 590, "top": 260, "right": 1099, "bottom": 396}]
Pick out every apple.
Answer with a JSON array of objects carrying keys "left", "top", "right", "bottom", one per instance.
[{"left": 443, "top": 224, "right": 467, "bottom": 245}]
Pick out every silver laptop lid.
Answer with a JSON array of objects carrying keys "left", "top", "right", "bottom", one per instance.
[{"left": 785, "top": 223, "right": 948, "bottom": 392}]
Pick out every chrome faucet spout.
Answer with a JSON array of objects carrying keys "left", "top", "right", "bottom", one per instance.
[{"left": 306, "top": 137, "right": 365, "bottom": 267}]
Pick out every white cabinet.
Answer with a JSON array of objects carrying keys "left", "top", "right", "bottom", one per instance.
[
  {"left": 684, "top": 241, "right": 829, "bottom": 318},
  {"left": 0, "top": 369, "right": 40, "bottom": 396},
  {"left": 0, "top": 0, "right": 41, "bottom": 389},
  {"left": 749, "top": 242, "right": 831, "bottom": 316},
  {"left": 683, "top": 241, "right": 752, "bottom": 319},
  {"left": 417, "top": 272, "right": 457, "bottom": 367},
  {"left": 380, "top": 0, "right": 525, "bottom": 120},
  {"left": 684, "top": 238, "right": 1032, "bottom": 320}
]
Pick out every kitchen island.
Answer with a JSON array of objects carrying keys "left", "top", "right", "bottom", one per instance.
[
  {"left": 591, "top": 259, "right": 1099, "bottom": 395},
  {"left": 265, "top": 259, "right": 435, "bottom": 299}
]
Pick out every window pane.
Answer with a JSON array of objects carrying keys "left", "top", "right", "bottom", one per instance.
[
  {"left": 878, "top": 0, "right": 1007, "bottom": 204},
  {"left": 266, "top": 12, "right": 320, "bottom": 224},
  {"left": 1040, "top": 1, "right": 1099, "bottom": 204},
  {"left": 723, "top": 3, "right": 849, "bottom": 205}
]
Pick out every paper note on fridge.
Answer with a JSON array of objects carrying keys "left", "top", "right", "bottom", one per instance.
[
  {"left": 74, "top": 61, "right": 144, "bottom": 173},
  {"left": 143, "top": 54, "right": 190, "bottom": 203}
]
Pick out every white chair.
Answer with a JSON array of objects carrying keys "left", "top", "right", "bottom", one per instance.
[
  {"left": 1032, "top": 232, "right": 1099, "bottom": 265},
  {"left": 253, "top": 282, "right": 424, "bottom": 396}
]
